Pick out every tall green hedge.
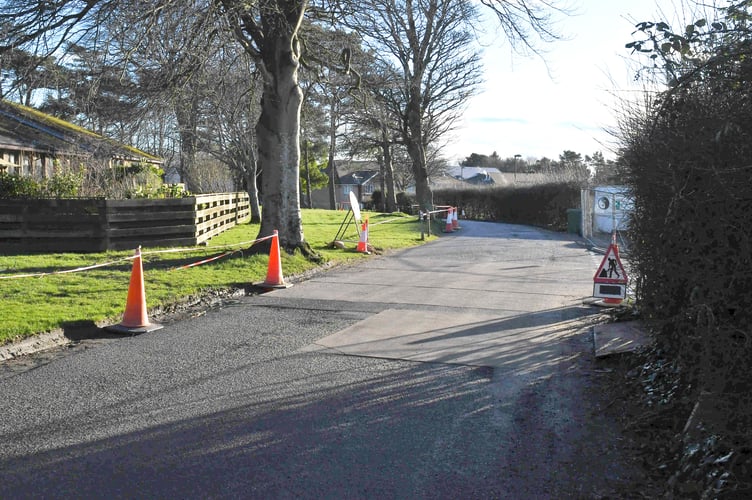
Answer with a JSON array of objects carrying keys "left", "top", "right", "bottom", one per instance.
[
  {"left": 433, "top": 181, "right": 582, "bottom": 231},
  {"left": 620, "top": 49, "right": 752, "bottom": 453},
  {"left": 623, "top": 88, "right": 752, "bottom": 404}
]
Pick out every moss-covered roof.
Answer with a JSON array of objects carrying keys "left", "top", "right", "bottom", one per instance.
[{"left": 0, "top": 100, "right": 162, "bottom": 164}]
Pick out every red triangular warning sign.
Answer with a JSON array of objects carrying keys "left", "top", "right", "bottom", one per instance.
[{"left": 593, "top": 244, "right": 628, "bottom": 284}]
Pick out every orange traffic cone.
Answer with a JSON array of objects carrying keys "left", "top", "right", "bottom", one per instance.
[
  {"left": 444, "top": 208, "right": 454, "bottom": 233},
  {"left": 452, "top": 206, "right": 460, "bottom": 230},
  {"left": 356, "top": 219, "right": 369, "bottom": 253},
  {"left": 259, "top": 230, "right": 291, "bottom": 289},
  {"left": 106, "top": 247, "right": 163, "bottom": 334}
]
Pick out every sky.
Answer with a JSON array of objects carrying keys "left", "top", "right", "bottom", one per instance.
[{"left": 444, "top": 0, "right": 684, "bottom": 164}]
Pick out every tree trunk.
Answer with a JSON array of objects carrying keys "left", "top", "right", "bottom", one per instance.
[
  {"left": 303, "top": 140, "right": 312, "bottom": 208},
  {"left": 256, "top": 27, "right": 306, "bottom": 251},
  {"left": 327, "top": 97, "right": 338, "bottom": 210},
  {"left": 174, "top": 93, "right": 200, "bottom": 192},
  {"left": 377, "top": 154, "right": 386, "bottom": 212},
  {"left": 408, "top": 139, "right": 431, "bottom": 211},
  {"left": 406, "top": 77, "right": 432, "bottom": 211},
  {"left": 380, "top": 130, "right": 398, "bottom": 212}
]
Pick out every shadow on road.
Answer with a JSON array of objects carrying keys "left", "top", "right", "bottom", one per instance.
[{"left": 0, "top": 359, "right": 501, "bottom": 498}]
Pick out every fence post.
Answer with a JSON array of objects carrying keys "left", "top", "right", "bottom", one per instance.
[
  {"left": 580, "top": 189, "right": 593, "bottom": 240},
  {"left": 101, "top": 199, "right": 110, "bottom": 251}
]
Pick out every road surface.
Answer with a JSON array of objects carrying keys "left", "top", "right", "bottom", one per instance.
[{"left": 0, "top": 220, "right": 642, "bottom": 498}]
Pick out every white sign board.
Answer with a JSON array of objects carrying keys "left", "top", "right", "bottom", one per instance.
[{"left": 349, "top": 191, "right": 362, "bottom": 222}]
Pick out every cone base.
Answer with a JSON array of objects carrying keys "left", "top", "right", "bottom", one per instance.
[
  {"left": 254, "top": 281, "right": 293, "bottom": 291},
  {"left": 105, "top": 322, "right": 164, "bottom": 335},
  {"left": 583, "top": 297, "right": 625, "bottom": 308}
]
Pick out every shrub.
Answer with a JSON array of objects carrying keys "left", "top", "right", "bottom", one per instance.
[
  {"left": 396, "top": 192, "right": 416, "bottom": 214},
  {"left": 42, "top": 170, "right": 84, "bottom": 198},
  {"left": 0, "top": 173, "right": 42, "bottom": 198},
  {"left": 368, "top": 190, "right": 383, "bottom": 211}
]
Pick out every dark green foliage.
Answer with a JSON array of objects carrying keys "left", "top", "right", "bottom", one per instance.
[
  {"left": 0, "top": 171, "right": 85, "bottom": 198},
  {"left": 0, "top": 172, "right": 42, "bottom": 198},
  {"left": 368, "top": 190, "right": 383, "bottom": 211},
  {"left": 624, "top": 89, "right": 752, "bottom": 403},
  {"left": 622, "top": 2, "right": 752, "bottom": 473},
  {"left": 0, "top": 171, "right": 83, "bottom": 198},
  {"left": 42, "top": 169, "right": 83, "bottom": 197},
  {"left": 433, "top": 181, "right": 581, "bottom": 231},
  {"left": 395, "top": 192, "right": 416, "bottom": 213}
]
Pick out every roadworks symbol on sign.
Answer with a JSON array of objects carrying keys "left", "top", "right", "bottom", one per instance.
[{"left": 593, "top": 244, "right": 628, "bottom": 284}]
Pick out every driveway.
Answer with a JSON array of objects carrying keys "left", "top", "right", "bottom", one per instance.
[{"left": 0, "top": 220, "right": 643, "bottom": 498}]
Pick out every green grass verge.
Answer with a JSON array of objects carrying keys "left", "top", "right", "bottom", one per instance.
[{"left": 0, "top": 209, "right": 441, "bottom": 344}]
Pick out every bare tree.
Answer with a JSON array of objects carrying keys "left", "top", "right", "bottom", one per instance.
[
  {"left": 344, "top": 0, "right": 567, "bottom": 211},
  {"left": 0, "top": 0, "right": 565, "bottom": 249},
  {"left": 204, "top": 47, "right": 263, "bottom": 222},
  {"left": 342, "top": 0, "right": 482, "bottom": 211},
  {"left": 344, "top": 55, "right": 403, "bottom": 212},
  {"left": 298, "top": 26, "right": 362, "bottom": 211},
  {"left": 0, "top": 0, "right": 320, "bottom": 253},
  {"left": 480, "top": 0, "right": 563, "bottom": 53},
  {"left": 115, "top": 1, "right": 222, "bottom": 193}
]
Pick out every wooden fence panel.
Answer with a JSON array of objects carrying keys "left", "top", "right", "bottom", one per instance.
[
  {"left": 0, "top": 199, "right": 107, "bottom": 253},
  {"left": 194, "top": 193, "right": 250, "bottom": 244},
  {"left": 104, "top": 198, "right": 197, "bottom": 250},
  {"left": 0, "top": 192, "right": 251, "bottom": 253}
]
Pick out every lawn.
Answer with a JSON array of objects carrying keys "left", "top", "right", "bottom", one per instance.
[{"left": 0, "top": 209, "right": 440, "bottom": 345}]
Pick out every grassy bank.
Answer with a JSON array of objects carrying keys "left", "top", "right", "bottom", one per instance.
[{"left": 0, "top": 209, "right": 438, "bottom": 345}]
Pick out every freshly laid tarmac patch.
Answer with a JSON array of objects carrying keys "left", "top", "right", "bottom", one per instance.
[
  {"left": 593, "top": 321, "right": 651, "bottom": 358},
  {"left": 301, "top": 307, "right": 591, "bottom": 370}
]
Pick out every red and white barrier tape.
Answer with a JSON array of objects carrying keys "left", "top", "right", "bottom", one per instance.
[{"left": 0, "top": 234, "right": 276, "bottom": 280}]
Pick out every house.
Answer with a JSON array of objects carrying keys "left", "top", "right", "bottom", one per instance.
[
  {"left": 0, "top": 100, "right": 162, "bottom": 178},
  {"left": 447, "top": 165, "right": 561, "bottom": 186},
  {"left": 428, "top": 173, "right": 467, "bottom": 190},
  {"left": 309, "top": 160, "right": 382, "bottom": 210},
  {"left": 337, "top": 170, "right": 380, "bottom": 209},
  {"left": 446, "top": 165, "right": 507, "bottom": 185}
]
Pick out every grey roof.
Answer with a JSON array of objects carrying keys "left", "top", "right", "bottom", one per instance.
[
  {"left": 339, "top": 170, "right": 380, "bottom": 185},
  {"left": 447, "top": 166, "right": 502, "bottom": 180},
  {"left": 0, "top": 100, "right": 162, "bottom": 164}
]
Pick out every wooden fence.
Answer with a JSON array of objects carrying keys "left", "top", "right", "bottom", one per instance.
[{"left": 0, "top": 192, "right": 250, "bottom": 253}]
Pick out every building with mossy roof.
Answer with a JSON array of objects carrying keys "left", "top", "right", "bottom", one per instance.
[{"left": 0, "top": 100, "right": 162, "bottom": 177}]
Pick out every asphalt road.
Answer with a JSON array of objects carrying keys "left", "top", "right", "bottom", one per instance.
[{"left": 0, "top": 220, "right": 642, "bottom": 499}]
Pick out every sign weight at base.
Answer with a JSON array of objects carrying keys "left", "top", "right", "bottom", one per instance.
[{"left": 593, "top": 282, "right": 626, "bottom": 300}]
